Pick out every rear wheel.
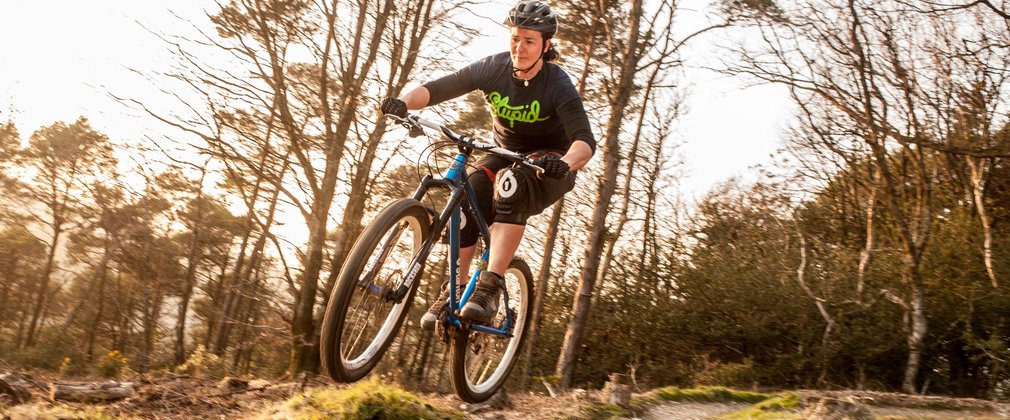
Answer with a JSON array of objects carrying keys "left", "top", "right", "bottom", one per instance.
[
  {"left": 320, "top": 198, "right": 430, "bottom": 382},
  {"left": 449, "top": 258, "right": 534, "bottom": 402}
]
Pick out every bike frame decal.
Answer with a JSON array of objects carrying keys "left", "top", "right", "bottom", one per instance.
[
  {"left": 448, "top": 195, "right": 461, "bottom": 315},
  {"left": 458, "top": 249, "right": 489, "bottom": 308}
]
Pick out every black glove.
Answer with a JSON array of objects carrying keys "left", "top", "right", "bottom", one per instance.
[
  {"left": 533, "top": 154, "right": 569, "bottom": 179},
  {"left": 380, "top": 97, "right": 408, "bottom": 118}
]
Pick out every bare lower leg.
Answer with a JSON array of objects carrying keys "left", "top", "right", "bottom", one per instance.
[
  {"left": 488, "top": 223, "right": 525, "bottom": 275},
  {"left": 458, "top": 245, "right": 477, "bottom": 281}
]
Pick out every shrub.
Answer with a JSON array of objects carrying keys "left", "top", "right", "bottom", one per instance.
[
  {"left": 693, "top": 358, "right": 757, "bottom": 388},
  {"left": 176, "top": 345, "right": 223, "bottom": 379},
  {"left": 99, "top": 350, "right": 129, "bottom": 379}
]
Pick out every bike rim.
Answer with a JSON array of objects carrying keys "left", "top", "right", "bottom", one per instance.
[
  {"left": 463, "top": 265, "right": 529, "bottom": 393},
  {"left": 340, "top": 215, "right": 424, "bottom": 371}
]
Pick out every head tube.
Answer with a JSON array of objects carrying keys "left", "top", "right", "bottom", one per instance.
[{"left": 445, "top": 153, "right": 468, "bottom": 182}]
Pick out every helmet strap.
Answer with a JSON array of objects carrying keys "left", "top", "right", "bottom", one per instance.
[
  {"left": 512, "top": 56, "right": 542, "bottom": 86},
  {"left": 511, "top": 38, "right": 549, "bottom": 86}
]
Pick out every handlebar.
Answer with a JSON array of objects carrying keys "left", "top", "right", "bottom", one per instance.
[{"left": 386, "top": 113, "right": 545, "bottom": 175}]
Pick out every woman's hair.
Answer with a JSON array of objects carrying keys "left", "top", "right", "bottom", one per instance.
[{"left": 544, "top": 37, "right": 560, "bottom": 62}]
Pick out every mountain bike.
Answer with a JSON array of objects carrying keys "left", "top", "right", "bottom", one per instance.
[{"left": 319, "top": 113, "right": 538, "bottom": 402}]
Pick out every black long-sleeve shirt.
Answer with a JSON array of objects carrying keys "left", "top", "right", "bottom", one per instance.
[{"left": 424, "top": 52, "right": 596, "bottom": 155}]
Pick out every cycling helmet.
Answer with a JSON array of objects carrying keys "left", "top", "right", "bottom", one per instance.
[{"left": 504, "top": 1, "right": 559, "bottom": 38}]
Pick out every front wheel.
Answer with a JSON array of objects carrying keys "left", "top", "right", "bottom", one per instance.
[
  {"left": 320, "top": 198, "right": 431, "bottom": 382},
  {"left": 449, "top": 258, "right": 534, "bottom": 403}
]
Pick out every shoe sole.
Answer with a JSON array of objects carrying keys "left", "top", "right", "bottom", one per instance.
[
  {"left": 459, "top": 303, "right": 497, "bottom": 324},
  {"left": 420, "top": 312, "right": 438, "bottom": 330}
]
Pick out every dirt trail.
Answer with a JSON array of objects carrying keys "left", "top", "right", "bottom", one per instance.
[
  {"left": 641, "top": 401, "right": 750, "bottom": 419},
  {"left": 4, "top": 375, "right": 1010, "bottom": 419}
]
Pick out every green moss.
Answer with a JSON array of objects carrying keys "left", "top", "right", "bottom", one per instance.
[
  {"left": 1, "top": 404, "right": 124, "bottom": 420},
  {"left": 256, "top": 379, "right": 461, "bottom": 420},
  {"left": 576, "top": 402, "right": 633, "bottom": 420},
  {"left": 718, "top": 394, "right": 804, "bottom": 420},
  {"left": 720, "top": 408, "right": 800, "bottom": 420},
  {"left": 635, "top": 386, "right": 773, "bottom": 406},
  {"left": 753, "top": 393, "right": 802, "bottom": 410}
]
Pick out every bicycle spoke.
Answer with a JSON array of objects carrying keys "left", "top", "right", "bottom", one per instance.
[
  {"left": 330, "top": 206, "right": 426, "bottom": 372},
  {"left": 362, "top": 223, "right": 407, "bottom": 278},
  {"left": 451, "top": 261, "right": 533, "bottom": 401},
  {"left": 344, "top": 290, "right": 377, "bottom": 358}
]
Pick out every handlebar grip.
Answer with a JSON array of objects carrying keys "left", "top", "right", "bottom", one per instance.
[{"left": 525, "top": 160, "right": 546, "bottom": 174}]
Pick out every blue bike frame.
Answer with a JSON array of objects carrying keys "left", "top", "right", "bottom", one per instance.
[{"left": 402, "top": 151, "right": 514, "bottom": 337}]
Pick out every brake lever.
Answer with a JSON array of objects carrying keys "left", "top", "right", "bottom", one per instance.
[
  {"left": 524, "top": 158, "right": 546, "bottom": 176},
  {"left": 386, "top": 114, "right": 426, "bottom": 138},
  {"left": 407, "top": 124, "right": 424, "bottom": 138}
]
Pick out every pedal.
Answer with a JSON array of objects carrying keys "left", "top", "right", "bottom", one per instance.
[{"left": 503, "top": 308, "right": 517, "bottom": 332}]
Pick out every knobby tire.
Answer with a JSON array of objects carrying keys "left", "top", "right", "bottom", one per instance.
[
  {"left": 449, "top": 258, "right": 534, "bottom": 402},
  {"left": 320, "top": 198, "right": 430, "bottom": 382}
]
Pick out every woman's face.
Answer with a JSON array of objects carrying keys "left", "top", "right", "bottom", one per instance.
[{"left": 510, "top": 27, "right": 547, "bottom": 69}]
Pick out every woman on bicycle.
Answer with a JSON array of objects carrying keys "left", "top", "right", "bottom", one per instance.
[{"left": 381, "top": 0, "right": 595, "bottom": 327}]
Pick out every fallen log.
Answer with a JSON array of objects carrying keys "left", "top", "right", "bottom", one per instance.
[
  {"left": 217, "top": 377, "right": 248, "bottom": 393},
  {"left": 0, "top": 373, "right": 32, "bottom": 405},
  {"left": 50, "top": 381, "right": 136, "bottom": 403}
]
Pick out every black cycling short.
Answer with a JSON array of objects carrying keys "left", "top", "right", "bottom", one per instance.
[{"left": 459, "top": 149, "right": 576, "bottom": 247}]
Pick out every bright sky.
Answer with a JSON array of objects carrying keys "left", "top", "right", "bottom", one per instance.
[{"left": 0, "top": 0, "right": 791, "bottom": 202}]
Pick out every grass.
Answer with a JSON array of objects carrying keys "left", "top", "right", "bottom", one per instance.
[
  {"left": 576, "top": 402, "right": 634, "bottom": 420},
  {"left": 0, "top": 404, "right": 124, "bottom": 420},
  {"left": 254, "top": 378, "right": 462, "bottom": 420},
  {"left": 578, "top": 386, "right": 779, "bottom": 419},
  {"left": 634, "top": 385, "right": 774, "bottom": 406},
  {"left": 720, "top": 393, "right": 804, "bottom": 420}
]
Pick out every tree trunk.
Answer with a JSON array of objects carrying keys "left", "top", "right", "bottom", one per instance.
[
  {"left": 203, "top": 261, "right": 229, "bottom": 350},
  {"left": 211, "top": 148, "right": 280, "bottom": 355},
  {"left": 86, "top": 268, "right": 108, "bottom": 361},
  {"left": 174, "top": 264, "right": 198, "bottom": 365},
  {"left": 595, "top": 61, "right": 661, "bottom": 300},
  {"left": 318, "top": 0, "right": 435, "bottom": 327},
  {"left": 215, "top": 148, "right": 287, "bottom": 356},
  {"left": 140, "top": 281, "right": 164, "bottom": 374},
  {"left": 795, "top": 231, "right": 836, "bottom": 385},
  {"left": 0, "top": 277, "right": 10, "bottom": 329},
  {"left": 856, "top": 168, "right": 880, "bottom": 303},
  {"left": 110, "top": 270, "right": 127, "bottom": 351},
  {"left": 520, "top": 199, "right": 564, "bottom": 386},
  {"left": 902, "top": 263, "right": 928, "bottom": 393},
  {"left": 520, "top": 15, "right": 599, "bottom": 388},
  {"left": 25, "top": 223, "right": 62, "bottom": 347},
  {"left": 289, "top": 218, "right": 326, "bottom": 374},
  {"left": 14, "top": 301, "right": 29, "bottom": 349},
  {"left": 175, "top": 175, "right": 207, "bottom": 365},
  {"left": 556, "top": 0, "right": 645, "bottom": 389},
  {"left": 286, "top": 0, "right": 395, "bottom": 376},
  {"left": 966, "top": 157, "right": 997, "bottom": 288}
]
